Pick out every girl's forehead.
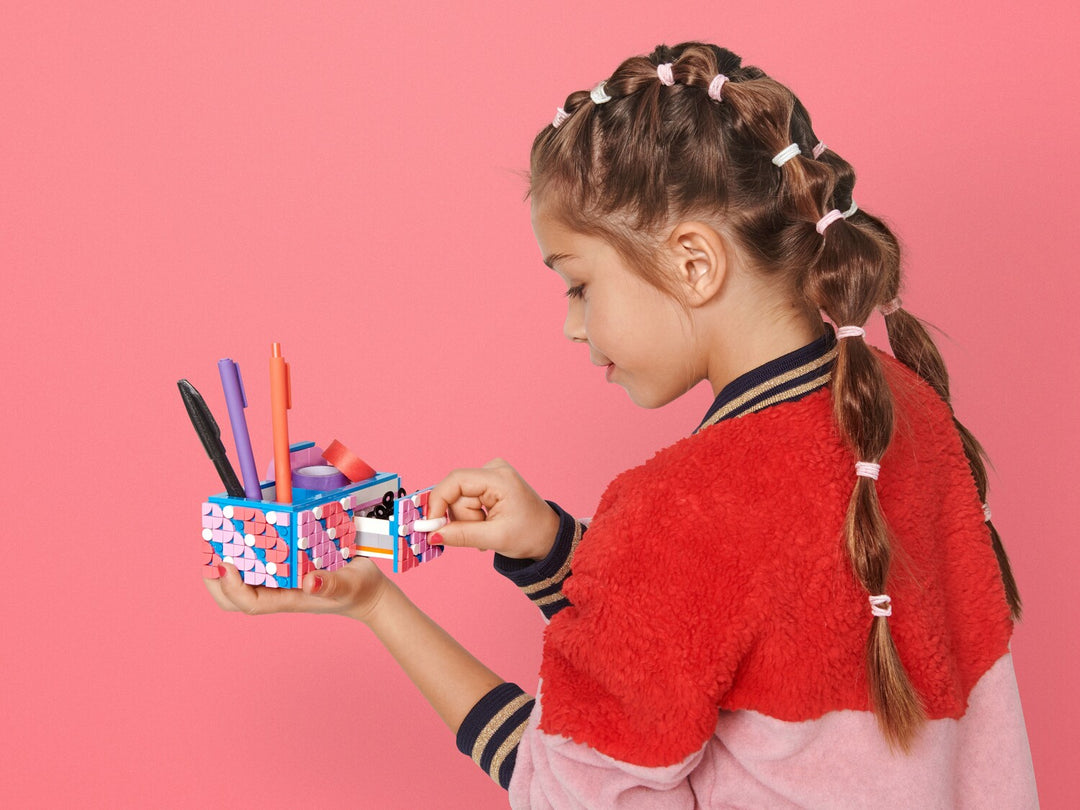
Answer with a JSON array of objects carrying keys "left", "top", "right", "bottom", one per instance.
[{"left": 531, "top": 203, "right": 575, "bottom": 250}]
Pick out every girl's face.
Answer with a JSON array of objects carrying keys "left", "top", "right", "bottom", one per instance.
[{"left": 532, "top": 204, "right": 703, "bottom": 409}]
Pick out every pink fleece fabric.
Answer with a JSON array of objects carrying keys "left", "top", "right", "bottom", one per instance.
[{"left": 510, "top": 654, "right": 1037, "bottom": 808}]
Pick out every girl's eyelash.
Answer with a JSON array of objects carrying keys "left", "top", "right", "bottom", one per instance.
[{"left": 565, "top": 285, "right": 585, "bottom": 300}]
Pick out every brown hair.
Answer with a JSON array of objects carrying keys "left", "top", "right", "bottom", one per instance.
[{"left": 530, "top": 42, "right": 1020, "bottom": 749}]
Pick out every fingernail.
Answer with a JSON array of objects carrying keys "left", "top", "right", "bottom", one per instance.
[
  {"left": 310, "top": 574, "right": 324, "bottom": 594},
  {"left": 431, "top": 533, "right": 443, "bottom": 545}
]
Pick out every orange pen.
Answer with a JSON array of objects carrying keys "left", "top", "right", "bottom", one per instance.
[{"left": 269, "top": 342, "right": 292, "bottom": 503}]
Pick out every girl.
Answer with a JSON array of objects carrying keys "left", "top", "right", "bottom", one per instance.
[{"left": 206, "top": 43, "right": 1038, "bottom": 807}]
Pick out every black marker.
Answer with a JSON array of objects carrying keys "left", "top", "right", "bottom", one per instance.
[{"left": 178, "top": 378, "right": 246, "bottom": 498}]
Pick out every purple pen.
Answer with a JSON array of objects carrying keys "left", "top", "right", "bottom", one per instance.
[{"left": 218, "top": 358, "right": 263, "bottom": 500}]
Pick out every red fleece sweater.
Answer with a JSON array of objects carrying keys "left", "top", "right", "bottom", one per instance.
[{"left": 537, "top": 353, "right": 1015, "bottom": 766}]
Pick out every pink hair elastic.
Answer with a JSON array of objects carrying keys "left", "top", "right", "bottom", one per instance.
[
  {"left": 590, "top": 81, "right": 612, "bottom": 104},
  {"left": 812, "top": 141, "right": 827, "bottom": 159},
  {"left": 983, "top": 503, "right": 992, "bottom": 522},
  {"left": 869, "top": 594, "right": 892, "bottom": 617},
  {"left": 708, "top": 73, "right": 728, "bottom": 100},
  {"left": 816, "top": 209, "right": 844, "bottom": 234},
  {"left": 879, "top": 298, "right": 902, "bottom": 316},
  {"left": 837, "top": 326, "right": 866, "bottom": 340},
  {"left": 855, "top": 461, "right": 880, "bottom": 479},
  {"left": 772, "top": 143, "right": 801, "bottom": 167},
  {"left": 657, "top": 63, "right": 675, "bottom": 86},
  {"left": 552, "top": 107, "right": 570, "bottom": 128},
  {"left": 842, "top": 200, "right": 858, "bottom": 218}
]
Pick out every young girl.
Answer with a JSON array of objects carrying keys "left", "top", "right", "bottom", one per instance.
[{"left": 205, "top": 42, "right": 1038, "bottom": 807}]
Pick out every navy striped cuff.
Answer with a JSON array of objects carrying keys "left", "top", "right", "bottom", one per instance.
[
  {"left": 493, "top": 501, "right": 582, "bottom": 619},
  {"left": 456, "top": 682, "right": 535, "bottom": 790}
]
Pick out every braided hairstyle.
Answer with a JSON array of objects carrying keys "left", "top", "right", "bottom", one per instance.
[{"left": 530, "top": 42, "right": 1021, "bottom": 750}]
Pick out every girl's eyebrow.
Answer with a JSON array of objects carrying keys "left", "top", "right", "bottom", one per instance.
[{"left": 543, "top": 252, "right": 574, "bottom": 269}]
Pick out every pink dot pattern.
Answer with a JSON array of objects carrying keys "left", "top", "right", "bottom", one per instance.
[
  {"left": 297, "top": 501, "right": 358, "bottom": 575},
  {"left": 201, "top": 502, "right": 291, "bottom": 587},
  {"left": 396, "top": 491, "right": 443, "bottom": 573}
]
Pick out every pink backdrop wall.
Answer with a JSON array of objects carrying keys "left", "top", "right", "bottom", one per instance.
[{"left": 3, "top": 2, "right": 1076, "bottom": 807}]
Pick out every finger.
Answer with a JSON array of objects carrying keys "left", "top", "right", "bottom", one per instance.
[
  {"left": 203, "top": 568, "right": 238, "bottom": 612},
  {"left": 428, "top": 467, "right": 507, "bottom": 520},
  {"left": 446, "top": 498, "right": 486, "bottom": 523},
  {"left": 300, "top": 567, "right": 360, "bottom": 602},
  {"left": 217, "top": 562, "right": 308, "bottom": 615}
]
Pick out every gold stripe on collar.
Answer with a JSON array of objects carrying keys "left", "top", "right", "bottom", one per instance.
[
  {"left": 728, "top": 371, "right": 833, "bottom": 421},
  {"left": 698, "top": 344, "right": 837, "bottom": 432}
]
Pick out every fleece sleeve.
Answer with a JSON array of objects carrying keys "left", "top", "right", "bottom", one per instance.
[
  {"left": 492, "top": 502, "right": 583, "bottom": 621},
  {"left": 533, "top": 500, "right": 759, "bottom": 769}
]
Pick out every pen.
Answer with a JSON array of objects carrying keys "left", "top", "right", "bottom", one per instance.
[
  {"left": 269, "top": 342, "right": 292, "bottom": 504},
  {"left": 177, "top": 378, "right": 246, "bottom": 498},
  {"left": 218, "top": 358, "right": 263, "bottom": 500}
]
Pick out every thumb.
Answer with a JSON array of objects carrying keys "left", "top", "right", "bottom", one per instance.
[
  {"left": 302, "top": 567, "right": 360, "bottom": 601},
  {"left": 431, "top": 520, "right": 501, "bottom": 551}
]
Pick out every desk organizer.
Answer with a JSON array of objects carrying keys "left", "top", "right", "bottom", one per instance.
[{"left": 200, "top": 444, "right": 443, "bottom": 587}]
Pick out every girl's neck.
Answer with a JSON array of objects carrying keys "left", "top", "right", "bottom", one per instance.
[{"left": 702, "top": 302, "right": 824, "bottom": 398}]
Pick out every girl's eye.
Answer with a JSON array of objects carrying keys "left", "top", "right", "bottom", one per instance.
[{"left": 565, "top": 284, "right": 585, "bottom": 300}]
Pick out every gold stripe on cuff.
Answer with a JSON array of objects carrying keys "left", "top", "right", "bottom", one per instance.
[
  {"left": 470, "top": 693, "right": 533, "bottom": 767},
  {"left": 520, "top": 520, "right": 583, "bottom": 596},
  {"left": 488, "top": 717, "right": 530, "bottom": 783}
]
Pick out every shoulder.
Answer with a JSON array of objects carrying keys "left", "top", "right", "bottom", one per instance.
[
  {"left": 568, "top": 387, "right": 847, "bottom": 618},
  {"left": 599, "top": 386, "right": 841, "bottom": 513}
]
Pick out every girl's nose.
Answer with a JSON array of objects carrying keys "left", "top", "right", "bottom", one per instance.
[{"left": 563, "top": 309, "right": 587, "bottom": 342}]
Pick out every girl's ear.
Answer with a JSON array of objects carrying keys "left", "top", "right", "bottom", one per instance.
[{"left": 668, "top": 222, "right": 728, "bottom": 306}]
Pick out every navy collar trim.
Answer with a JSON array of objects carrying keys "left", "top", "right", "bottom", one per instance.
[{"left": 696, "top": 328, "right": 837, "bottom": 433}]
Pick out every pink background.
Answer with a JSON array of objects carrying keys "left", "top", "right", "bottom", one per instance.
[{"left": 2, "top": 2, "right": 1076, "bottom": 807}]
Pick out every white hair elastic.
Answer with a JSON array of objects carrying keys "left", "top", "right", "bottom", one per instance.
[
  {"left": 552, "top": 107, "right": 570, "bottom": 128},
  {"left": 879, "top": 298, "right": 902, "bottom": 316},
  {"left": 869, "top": 594, "right": 893, "bottom": 617},
  {"left": 812, "top": 141, "right": 827, "bottom": 159},
  {"left": 837, "top": 325, "right": 866, "bottom": 340},
  {"left": 772, "top": 143, "right": 801, "bottom": 166},
  {"left": 983, "top": 503, "right": 992, "bottom": 522},
  {"left": 816, "top": 209, "right": 844, "bottom": 234},
  {"left": 657, "top": 63, "right": 675, "bottom": 86},
  {"left": 855, "top": 461, "right": 881, "bottom": 480},
  {"left": 708, "top": 73, "right": 728, "bottom": 101},
  {"left": 590, "top": 81, "right": 612, "bottom": 104},
  {"left": 842, "top": 200, "right": 858, "bottom": 218}
]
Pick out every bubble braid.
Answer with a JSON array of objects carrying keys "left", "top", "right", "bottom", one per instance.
[{"left": 530, "top": 41, "right": 1021, "bottom": 749}]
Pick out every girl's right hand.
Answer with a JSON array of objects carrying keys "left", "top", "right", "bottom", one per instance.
[
  {"left": 427, "top": 459, "right": 560, "bottom": 561},
  {"left": 204, "top": 556, "right": 391, "bottom": 624}
]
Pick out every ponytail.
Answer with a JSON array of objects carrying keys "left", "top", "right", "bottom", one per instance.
[{"left": 800, "top": 211, "right": 927, "bottom": 749}]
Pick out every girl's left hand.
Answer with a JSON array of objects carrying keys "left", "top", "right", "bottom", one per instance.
[{"left": 204, "top": 556, "right": 390, "bottom": 624}]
